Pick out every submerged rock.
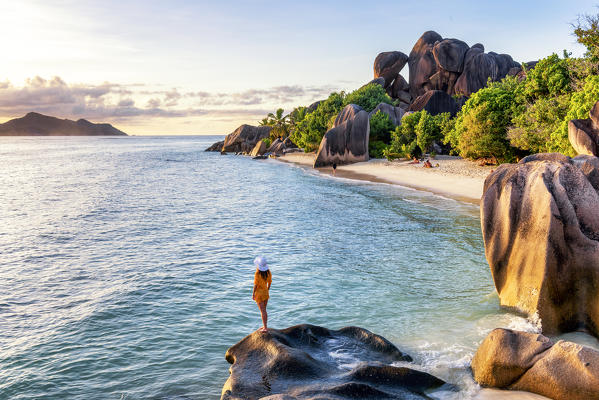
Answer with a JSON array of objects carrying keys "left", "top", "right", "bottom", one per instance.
[
  {"left": 221, "top": 324, "right": 447, "bottom": 400},
  {"left": 472, "top": 328, "right": 599, "bottom": 400},
  {"left": 314, "top": 104, "right": 370, "bottom": 167},
  {"left": 205, "top": 140, "right": 224, "bottom": 152},
  {"left": 481, "top": 153, "right": 599, "bottom": 337}
]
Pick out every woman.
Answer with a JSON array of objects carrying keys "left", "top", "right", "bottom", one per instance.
[{"left": 252, "top": 256, "right": 272, "bottom": 332}]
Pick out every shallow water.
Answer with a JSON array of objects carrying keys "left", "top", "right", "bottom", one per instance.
[{"left": 0, "top": 136, "right": 596, "bottom": 400}]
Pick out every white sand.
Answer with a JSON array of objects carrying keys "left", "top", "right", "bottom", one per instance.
[{"left": 278, "top": 153, "right": 494, "bottom": 204}]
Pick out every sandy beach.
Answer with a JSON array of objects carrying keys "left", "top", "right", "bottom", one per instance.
[{"left": 278, "top": 153, "right": 495, "bottom": 204}]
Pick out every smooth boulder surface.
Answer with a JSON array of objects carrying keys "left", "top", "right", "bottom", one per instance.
[
  {"left": 472, "top": 328, "right": 599, "bottom": 400},
  {"left": 373, "top": 51, "right": 409, "bottom": 87},
  {"left": 250, "top": 140, "right": 267, "bottom": 157},
  {"left": 568, "top": 101, "right": 599, "bottom": 156},
  {"left": 408, "top": 31, "right": 443, "bottom": 99},
  {"left": 409, "top": 90, "right": 460, "bottom": 116},
  {"left": 205, "top": 140, "right": 224, "bottom": 152},
  {"left": 221, "top": 124, "right": 272, "bottom": 153},
  {"left": 369, "top": 103, "right": 405, "bottom": 126},
  {"left": 314, "top": 105, "right": 370, "bottom": 167},
  {"left": 481, "top": 153, "right": 599, "bottom": 336},
  {"left": 334, "top": 104, "right": 364, "bottom": 127},
  {"left": 221, "top": 324, "right": 447, "bottom": 400},
  {"left": 268, "top": 137, "right": 300, "bottom": 155},
  {"left": 432, "top": 38, "right": 469, "bottom": 73}
]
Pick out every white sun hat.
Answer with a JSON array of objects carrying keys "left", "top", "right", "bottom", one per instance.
[{"left": 254, "top": 256, "right": 269, "bottom": 271}]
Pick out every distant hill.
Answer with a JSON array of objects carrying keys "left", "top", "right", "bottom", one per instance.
[{"left": 0, "top": 112, "right": 128, "bottom": 136}]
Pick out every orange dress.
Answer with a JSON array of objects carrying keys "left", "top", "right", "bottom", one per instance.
[{"left": 254, "top": 270, "right": 272, "bottom": 303}]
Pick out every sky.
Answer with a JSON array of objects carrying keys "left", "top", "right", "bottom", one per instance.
[{"left": 0, "top": 0, "right": 597, "bottom": 135}]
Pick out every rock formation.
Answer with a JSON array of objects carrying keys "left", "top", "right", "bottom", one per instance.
[
  {"left": 249, "top": 139, "right": 267, "bottom": 157},
  {"left": 373, "top": 51, "right": 409, "bottom": 88},
  {"left": 472, "top": 328, "right": 599, "bottom": 400},
  {"left": 409, "top": 90, "right": 460, "bottom": 116},
  {"left": 408, "top": 31, "right": 443, "bottom": 99},
  {"left": 206, "top": 124, "right": 272, "bottom": 153},
  {"left": 369, "top": 102, "right": 405, "bottom": 126},
  {"left": 205, "top": 140, "right": 224, "bottom": 152},
  {"left": 314, "top": 104, "right": 370, "bottom": 168},
  {"left": 481, "top": 153, "right": 599, "bottom": 336},
  {"left": 267, "top": 137, "right": 300, "bottom": 155},
  {"left": 0, "top": 112, "right": 127, "bottom": 136},
  {"left": 568, "top": 100, "right": 599, "bottom": 156},
  {"left": 221, "top": 324, "right": 447, "bottom": 400}
]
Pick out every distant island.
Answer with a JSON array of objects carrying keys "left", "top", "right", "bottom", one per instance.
[{"left": 0, "top": 112, "right": 128, "bottom": 136}]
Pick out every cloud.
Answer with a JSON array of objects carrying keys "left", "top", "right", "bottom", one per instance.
[{"left": 0, "top": 76, "right": 342, "bottom": 126}]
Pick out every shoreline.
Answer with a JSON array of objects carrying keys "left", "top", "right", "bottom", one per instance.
[{"left": 277, "top": 153, "right": 493, "bottom": 205}]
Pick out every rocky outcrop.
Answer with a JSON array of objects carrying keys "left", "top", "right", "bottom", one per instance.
[
  {"left": 369, "top": 102, "right": 405, "bottom": 126},
  {"left": 433, "top": 39, "right": 469, "bottom": 73},
  {"left": 212, "top": 124, "right": 271, "bottom": 153},
  {"left": 408, "top": 31, "right": 443, "bottom": 99},
  {"left": 250, "top": 140, "right": 267, "bottom": 157},
  {"left": 455, "top": 52, "right": 519, "bottom": 96},
  {"left": 314, "top": 105, "right": 370, "bottom": 167},
  {"left": 267, "top": 137, "right": 300, "bottom": 155},
  {"left": 409, "top": 90, "right": 460, "bottom": 116},
  {"left": 205, "top": 140, "right": 224, "bottom": 152},
  {"left": 481, "top": 153, "right": 599, "bottom": 336},
  {"left": 0, "top": 112, "right": 127, "bottom": 136},
  {"left": 307, "top": 100, "right": 322, "bottom": 113},
  {"left": 568, "top": 100, "right": 599, "bottom": 156},
  {"left": 472, "top": 328, "right": 599, "bottom": 400},
  {"left": 373, "top": 51, "right": 409, "bottom": 88},
  {"left": 221, "top": 324, "right": 447, "bottom": 400}
]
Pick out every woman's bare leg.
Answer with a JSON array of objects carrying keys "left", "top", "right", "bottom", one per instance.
[{"left": 258, "top": 300, "right": 268, "bottom": 331}]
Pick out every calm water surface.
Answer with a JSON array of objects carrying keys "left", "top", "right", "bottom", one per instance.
[{"left": 0, "top": 136, "right": 587, "bottom": 399}]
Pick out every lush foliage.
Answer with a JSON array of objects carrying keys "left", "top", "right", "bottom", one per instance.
[
  {"left": 369, "top": 110, "right": 394, "bottom": 143},
  {"left": 289, "top": 92, "right": 345, "bottom": 152},
  {"left": 445, "top": 77, "right": 520, "bottom": 163},
  {"left": 385, "top": 111, "right": 452, "bottom": 159},
  {"left": 574, "top": 12, "right": 599, "bottom": 61},
  {"left": 369, "top": 140, "right": 388, "bottom": 159},
  {"left": 343, "top": 83, "right": 392, "bottom": 112},
  {"left": 519, "top": 54, "right": 571, "bottom": 100}
]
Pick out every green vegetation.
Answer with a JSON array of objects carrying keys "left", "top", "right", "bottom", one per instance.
[
  {"left": 385, "top": 111, "right": 452, "bottom": 159},
  {"left": 259, "top": 10, "right": 599, "bottom": 163}
]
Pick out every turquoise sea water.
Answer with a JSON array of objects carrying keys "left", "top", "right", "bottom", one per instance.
[{"left": 1, "top": 136, "right": 588, "bottom": 400}]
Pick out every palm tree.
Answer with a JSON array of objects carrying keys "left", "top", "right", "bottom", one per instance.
[{"left": 266, "top": 108, "right": 289, "bottom": 138}]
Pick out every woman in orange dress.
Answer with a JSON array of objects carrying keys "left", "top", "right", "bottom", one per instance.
[{"left": 252, "top": 256, "right": 272, "bottom": 332}]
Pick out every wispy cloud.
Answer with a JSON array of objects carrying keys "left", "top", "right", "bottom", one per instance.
[{"left": 0, "top": 76, "right": 336, "bottom": 124}]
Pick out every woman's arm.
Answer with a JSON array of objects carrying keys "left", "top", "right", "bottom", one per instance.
[{"left": 252, "top": 285, "right": 257, "bottom": 300}]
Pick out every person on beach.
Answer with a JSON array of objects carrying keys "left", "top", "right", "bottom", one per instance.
[
  {"left": 423, "top": 159, "right": 433, "bottom": 168},
  {"left": 252, "top": 256, "right": 272, "bottom": 332},
  {"left": 409, "top": 157, "right": 420, "bottom": 164},
  {"left": 332, "top": 163, "right": 337, "bottom": 175}
]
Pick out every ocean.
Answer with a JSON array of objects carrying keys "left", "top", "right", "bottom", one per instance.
[{"left": 0, "top": 135, "right": 594, "bottom": 399}]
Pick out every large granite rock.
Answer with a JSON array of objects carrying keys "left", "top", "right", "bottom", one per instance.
[
  {"left": 373, "top": 51, "right": 409, "bottom": 88},
  {"left": 221, "top": 124, "right": 272, "bottom": 153},
  {"left": 568, "top": 101, "right": 599, "bottom": 156},
  {"left": 314, "top": 105, "right": 370, "bottom": 167},
  {"left": 221, "top": 324, "right": 447, "bottom": 400},
  {"left": 432, "top": 38, "right": 469, "bottom": 73},
  {"left": 408, "top": 31, "right": 443, "bottom": 99},
  {"left": 472, "top": 328, "right": 599, "bottom": 400},
  {"left": 268, "top": 137, "right": 300, "bottom": 155},
  {"left": 455, "top": 51, "right": 519, "bottom": 96},
  {"left": 369, "top": 102, "right": 405, "bottom": 126},
  {"left": 409, "top": 90, "right": 460, "bottom": 116},
  {"left": 0, "top": 112, "right": 128, "bottom": 136},
  {"left": 250, "top": 139, "right": 267, "bottom": 157},
  {"left": 205, "top": 140, "right": 224, "bottom": 152},
  {"left": 481, "top": 153, "right": 599, "bottom": 336}
]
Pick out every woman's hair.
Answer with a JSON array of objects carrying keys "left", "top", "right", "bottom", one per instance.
[{"left": 258, "top": 269, "right": 271, "bottom": 281}]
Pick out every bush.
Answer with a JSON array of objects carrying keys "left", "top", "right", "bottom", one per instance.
[
  {"left": 262, "top": 137, "right": 272, "bottom": 148},
  {"left": 343, "top": 83, "right": 392, "bottom": 112},
  {"left": 552, "top": 75, "right": 599, "bottom": 155},
  {"left": 369, "top": 110, "right": 394, "bottom": 143},
  {"left": 519, "top": 54, "right": 571, "bottom": 101},
  {"left": 290, "top": 92, "right": 345, "bottom": 151},
  {"left": 385, "top": 111, "right": 452, "bottom": 159},
  {"left": 508, "top": 95, "right": 570, "bottom": 153},
  {"left": 369, "top": 140, "right": 388, "bottom": 159},
  {"left": 445, "top": 77, "right": 520, "bottom": 163}
]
